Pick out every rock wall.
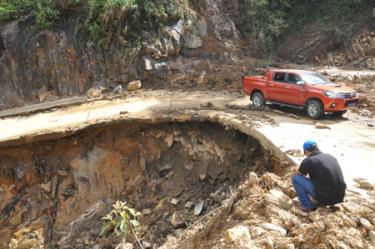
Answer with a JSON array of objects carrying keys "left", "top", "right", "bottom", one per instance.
[
  {"left": 0, "top": 17, "right": 135, "bottom": 109},
  {"left": 0, "top": 1, "right": 242, "bottom": 110}
]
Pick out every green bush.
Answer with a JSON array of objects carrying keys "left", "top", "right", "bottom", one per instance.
[
  {"left": 285, "top": 0, "right": 372, "bottom": 30},
  {"left": 84, "top": 0, "right": 187, "bottom": 49},
  {"left": 1, "top": 0, "right": 370, "bottom": 52},
  {"left": 100, "top": 201, "right": 141, "bottom": 246},
  {"left": 238, "top": 0, "right": 372, "bottom": 52},
  {"left": 0, "top": 0, "right": 187, "bottom": 50},
  {"left": 238, "top": 0, "right": 290, "bottom": 52},
  {"left": 0, "top": 0, "right": 33, "bottom": 21},
  {"left": 0, "top": 0, "right": 80, "bottom": 28}
]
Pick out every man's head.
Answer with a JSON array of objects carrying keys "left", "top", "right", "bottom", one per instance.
[{"left": 303, "top": 140, "right": 318, "bottom": 156}]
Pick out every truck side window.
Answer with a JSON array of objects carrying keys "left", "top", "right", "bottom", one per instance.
[
  {"left": 287, "top": 73, "right": 301, "bottom": 84},
  {"left": 273, "top": 72, "right": 286, "bottom": 82}
]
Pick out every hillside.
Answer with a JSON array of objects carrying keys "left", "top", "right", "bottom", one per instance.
[
  {"left": 0, "top": 1, "right": 375, "bottom": 249},
  {"left": 0, "top": 0, "right": 374, "bottom": 110}
]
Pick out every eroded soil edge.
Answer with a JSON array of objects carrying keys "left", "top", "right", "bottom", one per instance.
[{"left": 0, "top": 120, "right": 276, "bottom": 248}]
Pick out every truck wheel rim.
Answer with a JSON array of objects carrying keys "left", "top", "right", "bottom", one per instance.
[
  {"left": 308, "top": 104, "right": 318, "bottom": 116},
  {"left": 253, "top": 96, "right": 262, "bottom": 107}
]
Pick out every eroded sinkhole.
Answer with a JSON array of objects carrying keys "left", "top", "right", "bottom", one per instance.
[{"left": 0, "top": 121, "right": 274, "bottom": 248}]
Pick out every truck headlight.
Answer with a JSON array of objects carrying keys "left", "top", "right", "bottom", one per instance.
[
  {"left": 324, "top": 91, "right": 345, "bottom": 98},
  {"left": 324, "top": 91, "right": 336, "bottom": 98}
]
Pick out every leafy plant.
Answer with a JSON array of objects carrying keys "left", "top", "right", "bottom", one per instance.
[
  {"left": 84, "top": 0, "right": 187, "bottom": 49},
  {"left": 238, "top": 0, "right": 290, "bottom": 52},
  {"left": 236, "top": 0, "right": 372, "bottom": 53},
  {"left": 0, "top": 0, "right": 80, "bottom": 28},
  {"left": 100, "top": 201, "right": 142, "bottom": 247},
  {"left": 1, "top": 0, "right": 188, "bottom": 51},
  {"left": 34, "top": 0, "right": 61, "bottom": 28}
]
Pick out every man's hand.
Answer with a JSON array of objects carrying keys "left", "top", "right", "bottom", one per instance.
[{"left": 293, "top": 171, "right": 304, "bottom": 176}]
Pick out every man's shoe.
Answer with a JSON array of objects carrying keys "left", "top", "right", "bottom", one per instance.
[
  {"left": 296, "top": 203, "right": 316, "bottom": 212},
  {"left": 300, "top": 206, "right": 316, "bottom": 212}
]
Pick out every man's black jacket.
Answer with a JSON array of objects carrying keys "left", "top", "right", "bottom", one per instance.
[{"left": 299, "top": 150, "right": 346, "bottom": 205}]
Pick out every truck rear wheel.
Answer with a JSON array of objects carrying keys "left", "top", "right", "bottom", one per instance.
[
  {"left": 306, "top": 100, "right": 323, "bottom": 119},
  {"left": 251, "top": 92, "right": 265, "bottom": 109}
]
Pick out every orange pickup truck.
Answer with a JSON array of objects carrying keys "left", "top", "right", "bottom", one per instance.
[{"left": 242, "top": 69, "right": 359, "bottom": 119}]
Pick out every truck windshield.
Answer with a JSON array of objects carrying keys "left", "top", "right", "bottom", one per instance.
[{"left": 301, "top": 72, "right": 330, "bottom": 85}]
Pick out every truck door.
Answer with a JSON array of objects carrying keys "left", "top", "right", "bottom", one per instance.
[
  {"left": 268, "top": 72, "right": 305, "bottom": 105},
  {"left": 284, "top": 73, "right": 306, "bottom": 105},
  {"left": 267, "top": 72, "right": 287, "bottom": 102}
]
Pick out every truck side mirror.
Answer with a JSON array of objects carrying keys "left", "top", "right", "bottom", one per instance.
[{"left": 296, "top": 80, "right": 305, "bottom": 86}]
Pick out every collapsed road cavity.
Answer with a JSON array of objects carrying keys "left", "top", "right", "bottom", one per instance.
[{"left": 0, "top": 120, "right": 280, "bottom": 248}]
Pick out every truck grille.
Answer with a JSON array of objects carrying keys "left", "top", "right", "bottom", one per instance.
[
  {"left": 345, "top": 100, "right": 358, "bottom": 107},
  {"left": 343, "top": 92, "right": 357, "bottom": 99}
]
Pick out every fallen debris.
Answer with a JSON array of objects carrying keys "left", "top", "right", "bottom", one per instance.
[
  {"left": 161, "top": 172, "right": 375, "bottom": 249},
  {"left": 285, "top": 149, "right": 303, "bottom": 157},
  {"left": 200, "top": 102, "right": 213, "bottom": 108},
  {"left": 194, "top": 200, "right": 205, "bottom": 216},
  {"left": 170, "top": 212, "right": 185, "bottom": 228},
  {"left": 354, "top": 178, "right": 375, "bottom": 190},
  {"left": 127, "top": 80, "right": 142, "bottom": 91},
  {"left": 225, "top": 225, "right": 253, "bottom": 248},
  {"left": 113, "top": 85, "right": 123, "bottom": 94},
  {"left": 273, "top": 109, "right": 285, "bottom": 115},
  {"left": 288, "top": 114, "right": 300, "bottom": 120},
  {"left": 314, "top": 122, "right": 331, "bottom": 129},
  {"left": 87, "top": 87, "right": 102, "bottom": 99}
]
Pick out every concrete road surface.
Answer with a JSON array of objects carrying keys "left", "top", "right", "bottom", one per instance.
[{"left": 0, "top": 90, "right": 373, "bottom": 190}]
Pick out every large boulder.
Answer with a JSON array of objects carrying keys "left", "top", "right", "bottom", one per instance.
[
  {"left": 127, "top": 80, "right": 142, "bottom": 91},
  {"left": 184, "top": 32, "right": 202, "bottom": 49},
  {"left": 225, "top": 225, "right": 255, "bottom": 249}
]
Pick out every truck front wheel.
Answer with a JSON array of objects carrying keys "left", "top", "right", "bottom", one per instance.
[
  {"left": 306, "top": 100, "right": 323, "bottom": 119},
  {"left": 251, "top": 92, "right": 265, "bottom": 109}
]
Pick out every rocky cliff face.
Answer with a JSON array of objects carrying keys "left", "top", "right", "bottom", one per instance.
[
  {"left": 0, "top": 16, "right": 137, "bottom": 109},
  {"left": 1, "top": 1, "right": 373, "bottom": 110},
  {"left": 0, "top": 0, "right": 242, "bottom": 110}
]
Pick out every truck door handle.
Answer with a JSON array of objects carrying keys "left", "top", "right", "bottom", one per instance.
[
  {"left": 284, "top": 86, "right": 290, "bottom": 89},
  {"left": 269, "top": 84, "right": 274, "bottom": 87}
]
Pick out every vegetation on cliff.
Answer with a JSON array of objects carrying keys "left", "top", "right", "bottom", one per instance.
[
  {"left": 236, "top": 0, "right": 372, "bottom": 51},
  {"left": 0, "top": 0, "right": 372, "bottom": 51},
  {"left": 0, "top": 0, "right": 187, "bottom": 48}
]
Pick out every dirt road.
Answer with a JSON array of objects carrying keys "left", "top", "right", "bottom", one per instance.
[{"left": 0, "top": 90, "right": 373, "bottom": 189}]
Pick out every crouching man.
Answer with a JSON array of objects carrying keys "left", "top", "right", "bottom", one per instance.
[{"left": 292, "top": 140, "right": 346, "bottom": 212}]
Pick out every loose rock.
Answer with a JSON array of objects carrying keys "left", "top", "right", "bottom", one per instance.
[
  {"left": 261, "top": 223, "right": 287, "bottom": 236},
  {"left": 369, "top": 230, "right": 375, "bottom": 242},
  {"left": 170, "top": 198, "right": 180, "bottom": 205},
  {"left": 360, "top": 218, "right": 374, "bottom": 230},
  {"left": 225, "top": 225, "right": 253, "bottom": 248},
  {"left": 170, "top": 212, "right": 185, "bottom": 228},
  {"left": 113, "top": 85, "right": 123, "bottom": 94},
  {"left": 127, "top": 80, "right": 142, "bottom": 91},
  {"left": 40, "top": 181, "right": 51, "bottom": 192},
  {"left": 314, "top": 123, "right": 331, "bottom": 129},
  {"left": 142, "top": 241, "right": 152, "bottom": 248},
  {"left": 185, "top": 201, "right": 194, "bottom": 210},
  {"left": 184, "top": 32, "right": 202, "bottom": 49},
  {"left": 37, "top": 87, "right": 48, "bottom": 102},
  {"left": 194, "top": 200, "right": 204, "bottom": 216},
  {"left": 14, "top": 165, "right": 25, "bottom": 180},
  {"left": 353, "top": 178, "right": 374, "bottom": 190},
  {"left": 264, "top": 189, "right": 292, "bottom": 210},
  {"left": 87, "top": 88, "right": 102, "bottom": 98},
  {"left": 248, "top": 172, "right": 258, "bottom": 187}
]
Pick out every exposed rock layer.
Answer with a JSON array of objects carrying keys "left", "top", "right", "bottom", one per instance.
[{"left": 0, "top": 121, "right": 268, "bottom": 248}]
